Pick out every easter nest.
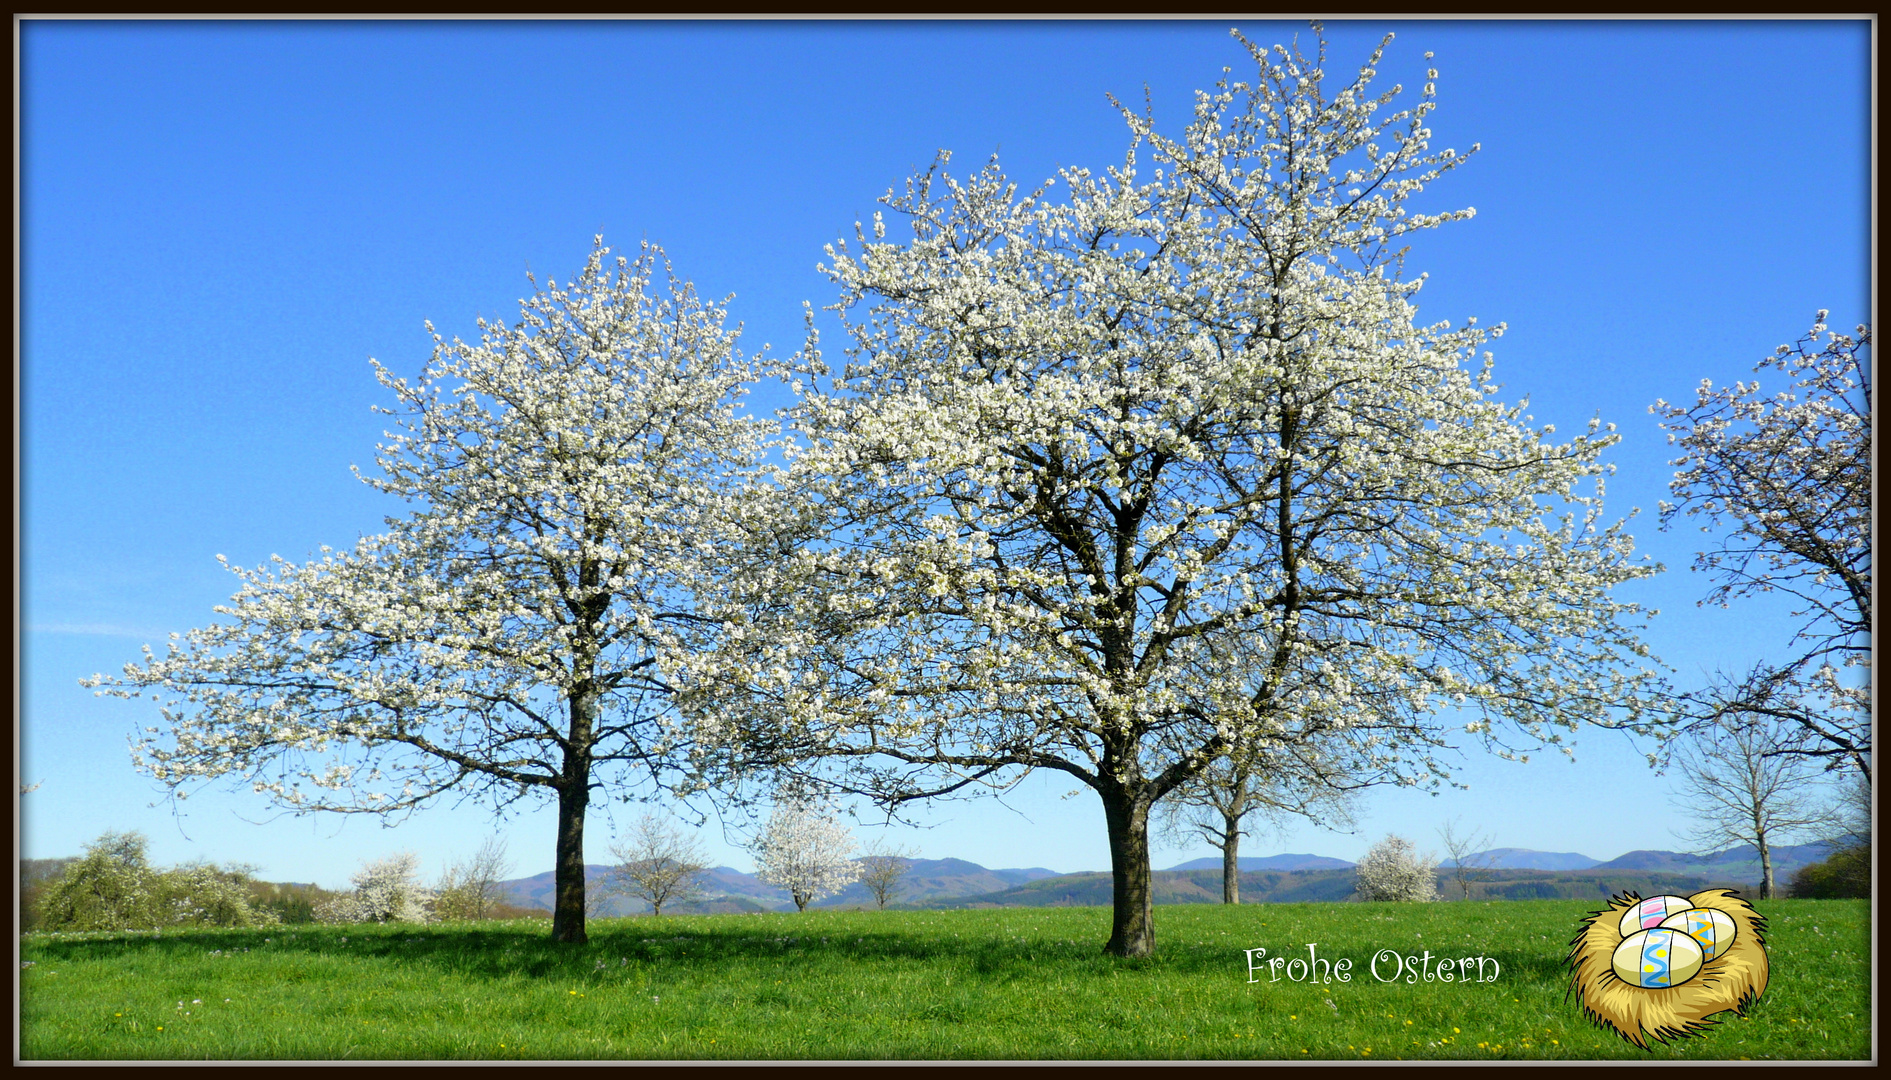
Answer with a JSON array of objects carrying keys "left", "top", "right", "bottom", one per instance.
[{"left": 1566, "top": 889, "right": 1769, "bottom": 1048}]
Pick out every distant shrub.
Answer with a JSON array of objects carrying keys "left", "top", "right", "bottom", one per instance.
[
  {"left": 32, "top": 831, "right": 275, "bottom": 931},
  {"left": 34, "top": 831, "right": 165, "bottom": 931},
  {"left": 1789, "top": 843, "right": 1870, "bottom": 899},
  {"left": 247, "top": 881, "right": 342, "bottom": 924},
  {"left": 19, "top": 858, "right": 79, "bottom": 933},
  {"left": 1353, "top": 834, "right": 1439, "bottom": 903},
  {"left": 162, "top": 862, "right": 279, "bottom": 928},
  {"left": 316, "top": 852, "right": 434, "bottom": 924}
]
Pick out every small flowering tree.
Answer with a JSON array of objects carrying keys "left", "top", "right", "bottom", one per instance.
[
  {"left": 720, "top": 25, "right": 1659, "bottom": 957},
  {"left": 751, "top": 797, "right": 857, "bottom": 911},
  {"left": 1353, "top": 834, "right": 1438, "bottom": 902},
  {"left": 165, "top": 862, "right": 279, "bottom": 928},
  {"left": 317, "top": 852, "right": 434, "bottom": 924},
  {"left": 89, "top": 237, "right": 785, "bottom": 945}
]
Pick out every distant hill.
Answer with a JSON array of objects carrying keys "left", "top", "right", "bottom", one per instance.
[
  {"left": 496, "top": 864, "right": 795, "bottom": 916},
  {"left": 1435, "top": 868, "right": 1761, "bottom": 903},
  {"left": 1589, "top": 842, "right": 1834, "bottom": 882},
  {"left": 491, "top": 841, "right": 1843, "bottom": 915},
  {"left": 915, "top": 864, "right": 1778, "bottom": 908},
  {"left": 908, "top": 868, "right": 1361, "bottom": 908},
  {"left": 1592, "top": 841, "right": 1832, "bottom": 872},
  {"left": 1451, "top": 848, "right": 1601, "bottom": 871},
  {"left": 1597, "top": 849, "right": 1724, "bottom": 872},
  {"left": 497, "top": 865, "right": 660, "bottom": 917},
  {"left": 811, "top": 858, "right": 1062, "bottom": 909},
  {"left": 1164, "top": 854, "right": 1354, "bottom": 872},
  {"left": 496, "top": 858, "right": 1066, "bottom": 916}
]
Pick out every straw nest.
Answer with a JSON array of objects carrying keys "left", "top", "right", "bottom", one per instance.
[{"left": 1566, "top": 889, "right": 1769, "bottom": 1049}]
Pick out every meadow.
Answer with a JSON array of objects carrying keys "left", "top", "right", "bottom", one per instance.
[{"left": 17, "top": 899, "right": 1870, "bottom": 1061}]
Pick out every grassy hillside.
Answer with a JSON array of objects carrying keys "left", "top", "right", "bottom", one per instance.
[{"left": 19, "top": 899, "right": 1867, "bottom": 1060}]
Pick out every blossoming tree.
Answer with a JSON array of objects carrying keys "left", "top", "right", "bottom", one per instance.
[
  {"left": 750, "top": 796, "right": 858, "bottom": 911},
  {"left": 316, "top": 851, "right": 434, "bottom": 924},
  {"left": 1650, "top": 314, "right": 1872, "bottom": 779},
  {"left": 721, "top": 27, "right": 1660, "bottom": 957},
  {"left": 91, "top": 237, "right": 783, "bottom": 944},
  {"left": 1353, "top": 834, "right": 1438, "bottom": 903}
]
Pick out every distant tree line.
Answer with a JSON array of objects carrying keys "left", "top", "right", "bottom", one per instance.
[{"left": 1787, "top": 773, "right": 1870, "bottom": 900}]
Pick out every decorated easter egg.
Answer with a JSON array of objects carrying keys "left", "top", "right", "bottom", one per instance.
[
  {"left": 1611, "top": 927, "right": 1705, "bottom": 989},
  {"left": 1617, "top": 895, "right": 1694, "bottom": 937},
  {"left": 1659, "top": 907, "right": 1738, "bottom": 962}
]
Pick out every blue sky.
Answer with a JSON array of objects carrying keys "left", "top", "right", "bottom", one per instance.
[{"left": 20, "top": 19, "right": 1871, "bottom": 890}]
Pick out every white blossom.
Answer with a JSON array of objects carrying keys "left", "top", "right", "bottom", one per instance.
[
  {"left": 88, "top": 236, "right": 787, "bottom": 944},
  {"left": 704, "top": 25, "right": 1660, "bottom": 958},
  {"left": 1353, "top": 834, "right": 1439, "bottom": 902},
  {"left": 749, "top": 796, "right": 858, "bottom": 912},
  {"left": 316, "top": 852, "right": 433, "bottom": 924},
  {"left": 1646, "top": 314, "right": 1870, "bottom": 777}
]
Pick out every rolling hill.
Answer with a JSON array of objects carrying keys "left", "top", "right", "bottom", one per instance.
[
  {"left": 492, "top": 842, "right": 1841, "bottom": 915},
  {"left": 496, "top": 858, "right": 1064, "bottom": 915},
  {"left": 1452, "top": 848, "right": 1602, "bottom": 871},
  {"left": 1164, "top": 854, "right": 1354, "bottom": 872}
]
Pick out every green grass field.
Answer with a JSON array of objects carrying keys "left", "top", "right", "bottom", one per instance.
[{"left": 17, "top": 899, "right": 1870, "bottom": 1061}]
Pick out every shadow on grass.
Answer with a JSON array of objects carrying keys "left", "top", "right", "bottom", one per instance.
[
  {"left": 20, "top": 916, "right": 1158, "bottom": 985},
  {"left": 21, "top": 916, "right": 1579, "bottom": 995}
]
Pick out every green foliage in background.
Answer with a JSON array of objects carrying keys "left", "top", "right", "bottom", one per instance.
[
  {"left": 31, "top": 832, "right": 276, "bottom": 933},
  {"left": 1788, "top": 845, "right": 1870, "bottom": 900}
]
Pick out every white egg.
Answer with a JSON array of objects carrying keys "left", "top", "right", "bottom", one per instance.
[{"left": 1617, "top": 894, "right": 1693, "bottom": 938}]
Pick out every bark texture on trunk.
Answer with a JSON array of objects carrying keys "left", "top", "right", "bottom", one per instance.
[
  {"left": 1758, "top": 833, "right": 1775, "bottom": 900},
  {"left": 1222, "top": 813, "right": 1242, "bottom": 905},
  {"left": 551, "top": 683, "right": 598, "bottom": 944},
  {"left": 551, "top": 781, "right": 590, "bottom": 943},
  {"left": 1101, "top": 785, "right": 1155, "bottom": 957}
]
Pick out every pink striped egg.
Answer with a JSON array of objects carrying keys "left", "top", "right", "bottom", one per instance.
[{"left": 1616, "top": 895, "right": 1693, "bottom": 938}]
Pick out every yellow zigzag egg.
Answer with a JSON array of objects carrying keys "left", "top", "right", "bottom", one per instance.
[{"left": 1659, "top": 906, "right": 1738, "bottom": 962}]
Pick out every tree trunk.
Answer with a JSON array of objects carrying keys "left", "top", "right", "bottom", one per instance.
[
  {"left": 1222, "top": 812, "right": 1241, "bottom": 905},
  {"left": 1757, "top": 831, "right": 1775, "bottom": 900},
  {"left": 1100, "top": 784, "right": 1155, "bottom": 957},
  {"left": 551, "top": 680, "right": 599, "bottom": 944},
  {"left": 551, "top": 781, "right": 590, "bottom": 943}
]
